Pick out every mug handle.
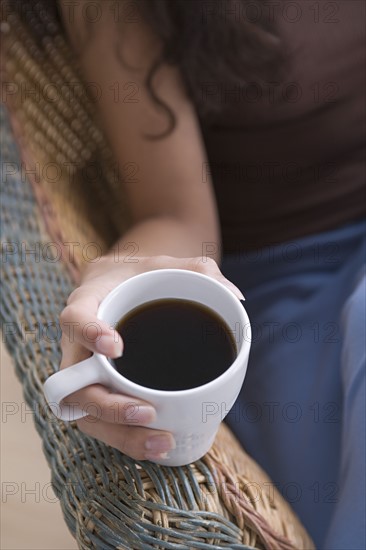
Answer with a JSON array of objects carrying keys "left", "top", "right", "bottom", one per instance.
[{"left": 43, "top": 355, "right": 105, "bottom": 421}]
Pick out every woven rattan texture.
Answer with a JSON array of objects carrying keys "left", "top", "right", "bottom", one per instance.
[
  {"left": 1, "top": 2, "right": 314, "bottom": 549},
  {"left": 1, "top": 0, "right": 131, "bottom": 277}
]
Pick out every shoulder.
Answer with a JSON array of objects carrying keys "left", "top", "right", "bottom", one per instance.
[{"left": 58, "top": 0, "right": 161, "bottom": 68}]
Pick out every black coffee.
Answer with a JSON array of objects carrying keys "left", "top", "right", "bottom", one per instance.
[{"left": 113, "top": 299, "right": 236, "bottom": 391}]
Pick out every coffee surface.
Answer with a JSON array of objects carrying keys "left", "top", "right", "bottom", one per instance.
[{"left": 113, "top": 299, "right": 236, "bottom": 391}]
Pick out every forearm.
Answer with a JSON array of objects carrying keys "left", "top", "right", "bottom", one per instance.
[
  {"left": 108, "top": 216, "right": 221, "bottom": 263},
  {"left": 60, "top": 2, "right": 221, "bottom": 275}
]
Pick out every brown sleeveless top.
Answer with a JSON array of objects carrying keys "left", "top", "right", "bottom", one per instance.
[{"left": 198, "top": 0, "right": 365, "bottom": 252}]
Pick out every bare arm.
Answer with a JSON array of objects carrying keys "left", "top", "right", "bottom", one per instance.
[{"left": 60, "top": 0, "right": 220, "bottom": 261}]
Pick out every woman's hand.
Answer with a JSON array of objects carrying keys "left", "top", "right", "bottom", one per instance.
[{"left": 60, "top": 255, "right": 244, "bottom": 461}]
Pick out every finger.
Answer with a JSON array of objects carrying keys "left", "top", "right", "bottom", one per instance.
[
  {"left": 60, "top": 329, "right": 91, "bottom": 369},
  {"left": 179, "top": 256, "right": 245, "bottom": 300},
  {"left": 198, "top": 258, "right": 245, "bottom": 300},
  {"left": 60, "top": 287, "right": 123, "bottom": 358},
  {"left": 62, "top": 383, "right": 156, "bottom": 425},
  {"left": 77, "top": 417, "right": 176, "bottom": 461}
]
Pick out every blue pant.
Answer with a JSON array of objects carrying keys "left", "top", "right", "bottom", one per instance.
[{"left": 221, "top": 220, "right": 366, "bottom": 549}]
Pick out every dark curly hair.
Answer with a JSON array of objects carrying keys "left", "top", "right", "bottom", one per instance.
[
  {"left": 10, "top": 0, "right": 285, "bottom": 137},
  {"left": 134, "top": 0, "right": 285, "bottom": 135}
]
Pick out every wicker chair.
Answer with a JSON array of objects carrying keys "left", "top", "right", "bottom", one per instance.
[{"left": 0, "top": 2, "right": 314, "bottom": 548}]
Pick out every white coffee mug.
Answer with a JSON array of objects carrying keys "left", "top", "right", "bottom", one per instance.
[{"left": 44, "top": 269, "right": 251, "bottom": 466}]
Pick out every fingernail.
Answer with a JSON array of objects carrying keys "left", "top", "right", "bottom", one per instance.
[
  {"left": 145, "top": 434, "right": 176, "bottom": 454},
  {"left": 96, "top": 335, "right": 123, "bottom": 357},
  {"left": 233, "top": 287, "right": 245, "bottom": 301},
  {"left": 134, "top": 406, "right": 156, "bottom": 424},
  {"left": 229, "top": 288, "right": 245, "bottom": 301},
  {"left": 222, "top": 279, "right": 245, "bottom": 301},
  {"left": 145, "top": 452, "right": 168, "bottom": 461}
]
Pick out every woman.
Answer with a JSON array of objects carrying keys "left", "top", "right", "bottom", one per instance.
[{"left": 55, "top": 1, "right": 365, "bottom": 547}]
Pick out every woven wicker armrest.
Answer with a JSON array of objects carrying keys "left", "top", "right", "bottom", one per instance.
[{"left": 0, "top": 3, "right": 314, "bottom": 548}]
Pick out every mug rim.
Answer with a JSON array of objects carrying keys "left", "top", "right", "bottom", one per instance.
[{"left": 96, "top": 269, "right": 251, "bottom": 398}]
